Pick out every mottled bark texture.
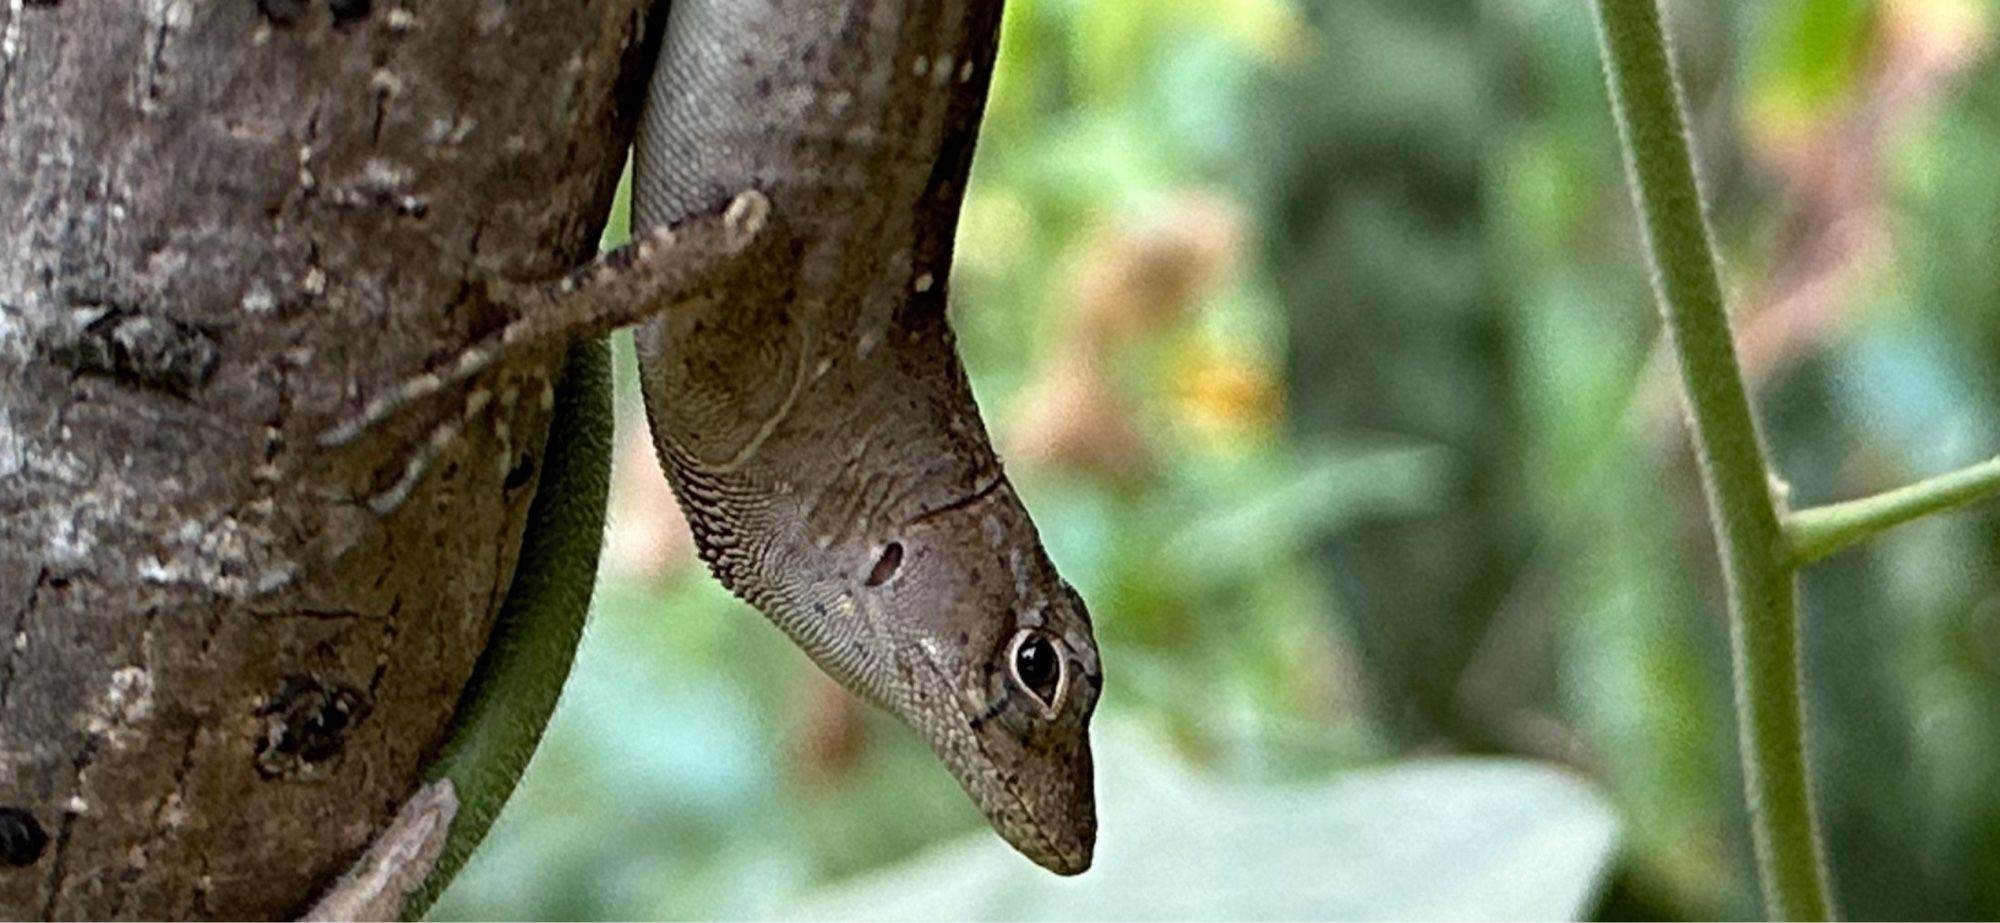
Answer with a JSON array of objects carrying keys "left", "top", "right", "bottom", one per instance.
[{"left": 0, "top": 0, "right": 650, "bottom": 917}]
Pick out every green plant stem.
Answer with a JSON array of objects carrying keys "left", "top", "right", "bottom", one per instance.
[
  {"left": 1786, "top": 456, "right": 2000, "bottom": 565},
  {"left": 1590, "top": 1, "right": 1835, "bottom": 918}
]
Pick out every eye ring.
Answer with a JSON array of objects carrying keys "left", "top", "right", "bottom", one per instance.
[{"left": 1006, "top": 629, "right": 1068, "bottom": 717}]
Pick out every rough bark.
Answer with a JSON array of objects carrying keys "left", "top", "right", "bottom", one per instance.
[{"left": 0, "top": 0, "right": 651, "bottom": 917}]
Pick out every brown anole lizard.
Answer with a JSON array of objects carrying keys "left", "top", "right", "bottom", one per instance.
[
  {"left": 629, "top": 0, "right": 1101, "bottom": 875},
  {"left": 320, "top": 0, "right": 1099, "bottom": 893}
]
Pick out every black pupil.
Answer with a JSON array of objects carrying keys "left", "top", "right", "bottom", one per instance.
[{"left": 1014, "top": 634, "right": 1060, "bottom": 698}]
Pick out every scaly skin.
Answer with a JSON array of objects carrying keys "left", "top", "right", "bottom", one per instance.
[{"left": 631, "top": 0, "right": 1101, "bottom": 873}]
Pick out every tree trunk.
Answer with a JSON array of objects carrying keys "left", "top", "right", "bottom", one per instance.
[{"left": 0, "top": 1, "right": 650, "bottom": 917}]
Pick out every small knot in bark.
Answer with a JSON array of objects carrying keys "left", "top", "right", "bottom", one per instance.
[{"left": 254, "top": 675, "right": 373, "bottom": 780}]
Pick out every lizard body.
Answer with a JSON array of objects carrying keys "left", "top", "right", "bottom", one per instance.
[{"left": 632, "top": 0, "right": 1100, "bottom": 874}]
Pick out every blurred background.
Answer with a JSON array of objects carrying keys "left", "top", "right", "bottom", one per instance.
[{"left": 431, "top": 0, "right": 2000, "bottom": 918}]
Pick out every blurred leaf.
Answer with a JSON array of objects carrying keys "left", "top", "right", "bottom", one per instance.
[
  {"left": 1071, "top": 0, "right": 1298, "bottom": 104},
  {"left": 1162, "top": 439, "right": 1447, "bottom": 593},
  {"left": 1745, "top": 0, "right": 1874, "bottom": 140},
  {"left": 792, "top": 725, "right": 1618, "bottom": 921}
]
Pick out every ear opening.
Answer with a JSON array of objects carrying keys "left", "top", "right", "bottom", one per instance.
[{"left": 865, "top": 541, "right": 904, "bottom": 587}]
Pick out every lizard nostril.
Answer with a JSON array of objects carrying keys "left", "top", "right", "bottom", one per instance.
[{"left": 865, "top": 542, "right": 904, "bottom": 587}]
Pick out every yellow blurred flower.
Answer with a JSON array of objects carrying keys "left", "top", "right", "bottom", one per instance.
[{"left": 1169, "top": 339, "right": 1283, "bottom": 445}]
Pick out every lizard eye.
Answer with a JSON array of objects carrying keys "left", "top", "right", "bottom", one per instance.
[{"left": 1007, "top": 629, "right": 1066, "bottom": 714}]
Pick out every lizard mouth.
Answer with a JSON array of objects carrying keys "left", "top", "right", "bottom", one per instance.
[
  {"left": 961, "top": 747, "right": 1095, "bottom": 875},
  {"left": 905, "top": 640, "right": 1096, "bottom": 875},
  {"left": 1019, "top": 815, "right": 1094, "bottom": 875},
  {"left": 950, "top": 728, "right": 1096, "bottom": 875}
]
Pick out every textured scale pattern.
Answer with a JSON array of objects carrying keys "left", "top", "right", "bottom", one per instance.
[{"left": 629, "top": 0, "right": 1101, "bottom": 872}]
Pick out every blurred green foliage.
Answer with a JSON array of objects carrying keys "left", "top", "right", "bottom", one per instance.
[{"left": 431, "top": 0, "right": 2000, "bottom": 918}]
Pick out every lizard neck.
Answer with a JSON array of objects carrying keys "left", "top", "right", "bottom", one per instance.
[
  {"left": 631, "top": 0, "right": 1002, "bottom": 247},
  {"left": 629, "top": 0, "right": 1011, "bottom": 570}
]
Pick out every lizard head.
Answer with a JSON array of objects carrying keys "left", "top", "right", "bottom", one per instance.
[{"left": 852, "top": 477, "right": 1101, "bottom": 875}]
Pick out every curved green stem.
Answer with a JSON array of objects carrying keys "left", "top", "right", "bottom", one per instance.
[
  {"left": 1591, "top": 1, "right": 1835, "bottom": 918},
  {"left": 1786, "top": 456, "right": 2000, "bottom": 565}
]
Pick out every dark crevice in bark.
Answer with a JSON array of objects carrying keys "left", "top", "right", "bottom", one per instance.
[
  {"left": 105, "top": 715, "right": 197, "bottom": 919},
  {"left": 330, "top": 0, "right": 371, "bottom": 27},
  {"left": 0, "top": 568, "right": 47, "bottom": 710},
  {"left": 35, "top": 812, "right": 76, "bottom": 921},
  {"left": 185, "top": 854, "right": 211, "bottom": 918},
  {"left": 39, "top": 738, "right": 98, "bottom": 919},
  {"left": 365, "top": 595, "right": 401, "bottom": 699},
  {"left": 138, "top": 5, "right": 173, "bottom": 111},
  {"left": 139, "top": 722, "right": 205, "bottom": 892}
]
